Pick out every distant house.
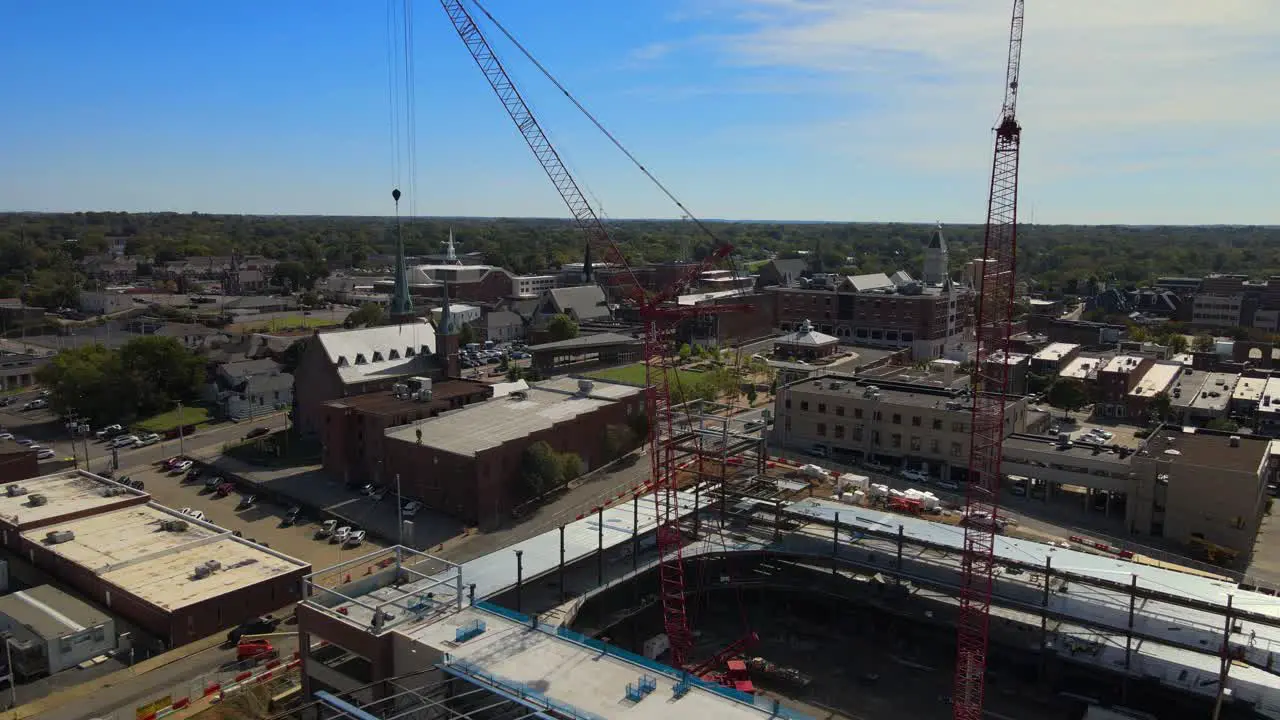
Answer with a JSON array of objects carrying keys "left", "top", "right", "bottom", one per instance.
[
  {"left": 483, "top": 309, "right": 525, "bottom": 342},
  {"left": 211, "top": 358, "right": 293, "bottom": 421},
  {"left": 535, "top": 286, "right": 611, "bottom": 325},
  {"left": 755, "top": 258, "right": 808, "bottom": 289}
]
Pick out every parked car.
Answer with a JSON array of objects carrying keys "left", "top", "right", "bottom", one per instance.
[
  {"left": 236, "top": 639, "right": 275, "bottom": 661},
  {"left": 171, "top": 460, "right": 194, "bottom": 473},
  {"left": 0, "top": 432, "right": 13, "bottom": 441},
  {"left": 370, "top": 488, "right": 387, "bottom": 502},
  {"left": 936, "top": 479, "right": 961, "bottom": 491},
  {"left": 14, "top": 437, "right": 32, "bottom": 445},
  {"left": 135, "top": 432, "right": 160, "bottom": 447},
  {"left": 237, "top": 494, "right": 257, "bottom": 510},
  {"left": 226, "top": 615, "right": 280, "bottom": 644},
  {"left": 331, "top": 526, "right": 351, "bottom": 544},
  {"left": 402, "top": 501, "right": 422, "bottom": 518},
  {"left": 283, "top": 506, "right": 302, "bottom": 526},
  {"left": 184, "top": 468, "right": 202, "bottom": 482},
  {"left": 204, "top": 475, "right": 222, "bottom": 489},
  {"left": 344, "top": 529, "right": 366, "bottom": 547},
  {"left": 245, "top": 427, "right": 271, "bottom": 439},
  {"left": 358, "top": 484, "right": 375, "bottom": 496},
  {"left": 900, "top": 469, "right": 930, "bottom": 484},
  {"left": 112, "top": 434, "right": 140, "bottom": 448},
  {"left": 0, "top": 397, "right": 13, "bottom": 407},
  {"left": 215, "top": 482, "right": 235, "bottom": 497},
  {"left": 95, "top": 424, "right": 124, "bottom": 439},
  {"left": 315, "top": 519, "right": 337, "bottom": 539},
  {"left": 37, "top": 449, "right": 56, "bottom": 460},
  {"left": 22, "top": 399, "right": 48, "bottom": 411}
]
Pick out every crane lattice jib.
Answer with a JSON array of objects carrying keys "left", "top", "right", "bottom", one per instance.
[
  {"left": 952, "top": 2, "right": 1024, "bottom": 719},
  {"left": 440, "top": 0, "right": 743, "bottom": 669}
]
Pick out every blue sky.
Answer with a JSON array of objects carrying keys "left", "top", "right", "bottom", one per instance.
[{"left": 1, "top": 0, "right": 1277, "bottom": 224}]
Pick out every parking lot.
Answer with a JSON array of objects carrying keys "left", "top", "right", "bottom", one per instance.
[{"left": 125, "top": 462, "right": 388, "bottom": 569}]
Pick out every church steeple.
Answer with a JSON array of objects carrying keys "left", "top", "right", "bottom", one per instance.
[
  {"left": 923, "top": 222, "right": 950, "bottom": 286},
  {"left": 389, "top": 188, "right": 414, "bottom": 321}
]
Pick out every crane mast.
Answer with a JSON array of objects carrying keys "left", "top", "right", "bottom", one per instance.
[
  {"left": 439, "top": 0, "right": 739, "bottom": 669},
  {"left": 952, "top": 2, "right": 1025, "bottom": 719}
]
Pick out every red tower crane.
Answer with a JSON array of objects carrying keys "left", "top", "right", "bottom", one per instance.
[
  {"left": 952, "top": 2, "right": 1026, "bottom": 719},
  {"left": 439, "top": 0, "right": 740, "bottom": 669}
]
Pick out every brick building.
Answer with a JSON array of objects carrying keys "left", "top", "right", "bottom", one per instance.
[
  {"left": 0, "top": 441, "right": 39, "bottom": 485},
  {"left": 0, "top": 470, "right": 309, "bottom": 648},
  {"left": 1096, "top": 355, "right": 1155, "bottom": 419},
  {"left": 381, "top": 377, "right": 645, "bottom": 528},
  {"left": 320, "top": 379, "right": 493, "bottom": 487},
  {"left": 292, "top": 322, "right": 442, "bottom": 437}
]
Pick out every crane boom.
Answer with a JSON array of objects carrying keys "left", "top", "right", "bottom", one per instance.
[
  {"left": 439, "top": 0, "right": 743, "bottom": 669},
  {"left": 952, "top": 2, "right": 1025, "bottom": 719}
]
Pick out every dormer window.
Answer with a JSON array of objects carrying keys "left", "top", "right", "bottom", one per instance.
[
  {"left": 355, "top": 353, "right": 367, "bottom": 365},
  {"left": 337, "top": 356, "right": 348, "bottom": 367},
  {"left": 405, "top": 347, "right": 416, "bottom": 357},
  {"left": 421, "top": 345, "right": 430, "bottom": 356},
  {"left": 372, "top": 351, "right": 384, "bottom": 362},
  {"left": 388, "top": 349, "right": 400, "bottom": 360}
]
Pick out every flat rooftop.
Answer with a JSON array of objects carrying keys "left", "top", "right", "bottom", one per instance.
[
  {"left": 1189, "top": 372, "right": 1238, "bottom": 412},
  {"left": 322, "top": 380, "right": 492, "bottom": 417},
  {"left": 1003, "top": 434, "right": 1134, "bottom": 465},
  {"left": 387, "top": 377, "right": 643, "bottom": 456},
  {"left": 0, "top": 584, "right": 110, "bottom": 640},
  {"left": 1170, "top": 370, "right": 1208, "bottom": 409},
  {"left": 404, "top": 606, "right": 775, "bottom": 720},
  {"left": 787, "top": 376, "right": 1007, "bottom": 412},
  {"left": 1141, "top": 429, "right": 1270, "bottom": 475},
  {"left": 0, "top": 471, "right": 146, "bottom": 529},
  {"left": 1032, "top": 342, "right": 1079, "bottom": 363},
  {"left": 1059, "top": 355, "right": 1106, "bottom": 380},
  {"left": 1129, "top": 362, "right": 1181, "bottom": 399},
  {"left": 1233, "top": 375, "right": 1268, "bottom": 404},
  {"left": 1103, "top": 354, "right": 1147, "bottom": 374},
  {"left": 27, "top": 503, "right": 308, "bottom": 612},
  {"left": 1260, "top": 377, "right": 1280, "bottom": 417}
]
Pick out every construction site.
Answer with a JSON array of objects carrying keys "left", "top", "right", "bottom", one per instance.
[{"left": 173, "top": 1, "right": 1279, "bottom": 719}]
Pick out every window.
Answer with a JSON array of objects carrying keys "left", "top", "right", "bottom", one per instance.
[
  {"left": 892, "top": 414, "right": 902, "bottom": 425},
  {"left": 784, "top": 418, "right": 791, "bottom": 431},
  {"left": 785, "top": 398, "right": 792, "bottom": 409},
  {"left": 355, "top": 353, "right": 367, "bottom": 365},
  {"left": 932, "top": 419, "right": 943, "bottom": 430},
  {"left": 854, "top": 408, "right": 864, "bottom": 419},
  {"left": 817, "top": 423, "right": 827, "bottom": 437},
  {"left": 389, "top": 349, "right": 400, "bottom": 360},
  {"left": 951, "top": 442, "right": 963, "bottom": 457},
  {"left": 912, "top": 416, "right": 922, "bottom": 427},
  {"left": 836, "top": 406, "right": 845, "bottom": 417},
  {"left": 371, "top": 351, "right": 383, "bottom": 362},
  {"left": 834, "top": 425, "right": 845, "bottom": 439},
  {"left": 910, "top": 437, "right": 921, "bottom": 451},
  {"left": 852, "top": 426, "right": 864, "bottom": 441},
  {"left": 818, "top": 403, "right": 827, "bottom": 414},
  {"left": 801, "top": 401, "right": 809, "bottom": 411},
  {"left": 930, "top": 439, "right": 940, "bottom": 453},
  {"left": 951, "top": 422, "right": 965, "bottom": 433},
  {"left": 405, "top": 347, "right": 416, "bottom": 357},
  {"left": 873, "top": 411, "right": 883, "bottom": 422},
  {"left": 891, "top": 433, "right": 902, "bottom": 448}
]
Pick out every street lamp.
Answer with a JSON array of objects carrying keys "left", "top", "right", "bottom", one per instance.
[{"left": 2, "top": 633, "right": 16, "bottom": 709}]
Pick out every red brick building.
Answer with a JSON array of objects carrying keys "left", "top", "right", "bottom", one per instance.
[
  {"left": 320, "top": 380, "right": 493, "bottom": 487},
  {"left": 0, "top": 442, "right": 38, "bottom": 484},
  {"left": 292, "top": 322, "right": 443, "bottom": 437},
  {"left": 381, "top": 377, "right": 645, "bottom": 528}
]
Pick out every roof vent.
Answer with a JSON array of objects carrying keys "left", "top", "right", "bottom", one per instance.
[
  {"left": 1230, "top": 435, "right": 1241, "bottom": 447},
  {"left": 27, "top": 493, "right": 47, "bottom": 507},
  {"left": 5, "top": 485, "right": 27, "bottom": 497},
  {"left": 577, "top": 379, "right": 594, "bottom": 396},
  {"left": 161, "top": 519, "right": 189, "bottom": 532},
  {"left": 45, "top": 530, "right": 74, "bottom": 544}
]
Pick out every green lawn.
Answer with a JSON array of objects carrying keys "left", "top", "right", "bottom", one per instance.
[
  {"left": 587, "top": 363, "right": 702, "bottom": 387},
  {"left": 136, "top": 405, "right": 212, "bottom": 432},
  {"left": 231, "top": 315, "right": 340, "bottom": 333}
]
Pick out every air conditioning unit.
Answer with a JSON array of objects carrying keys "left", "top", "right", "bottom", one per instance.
[
  {"left": 577, "top": 379, "right": 594, "bottom": 396},
  {"left": 161, "top": 519, "right": 189, "bottom": 532},
  {"left": 5, "top": 485, "right": 27, "bottom": 497},
  {"left": 28, "top": 494, "right": 47, "bottom": 507},
  {"left": 45, "top": 530, "right": 74, "bottom": 544}
]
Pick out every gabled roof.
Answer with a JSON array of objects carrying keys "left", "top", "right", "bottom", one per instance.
[
  {"left": 545, "top": 286, "right": 610, "bottom": 321},
  {"left": 767, "top": 258, "right": 808, "bottom": 284},
  {"left": 314, "top": 323, "right": 437, "bottom": 385},
  {"left": 889, "top": 270, "right": 915, "bottom": 287},
  {"left": 219, "top": 358, "right": 281, "bottom": 380},
  {"left": 842, "top": 273, "right": 895, "bottom": 292},
  {"left": 776, "top": 319, "right": 838, "bottom": 347}
]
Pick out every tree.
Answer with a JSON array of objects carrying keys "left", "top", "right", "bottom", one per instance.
[
  {"left": 299, "top": 290, "right": 322, "bottom": 308},
  {"left": 119, "top": 336, "right": 204, "bottom": 417},
  {"left": 559, "top": 453, "right": 584, "bottom": 482},
  {"left": 1047, "top": 378, "right": 1089, "bottom": 415},
  {"left": 678, "top": 343, "right": 692, "bottom": 362},
  {"left": 505, "top": 363, "right": 524, "bottom": 382},
  {"left": 1128, "top": 324, "right": 1149, "bottom": 342},
  {"left": 1148, "top": 391, "right": 1173, "bottom": 425},
  {"left": 37, "top": 345, "right": 129, "bottom": 425},
  {"left": 345, "top": 302, "right": 385, "bottom": 328},
  {"left": 279, "top": 336, "right": 311, "bottom": 374},
  {"left": 1026, "top": 372, "right": 1054, "bottom": 396},
  {"left": 745, "top": 385, "right": 758, "bottom": 406},
  {"left": 458, "top": 323, "right": 477, "bottom": 347},
  {"left": 603, "top": 424, "right": 630, "bottom": 458},
  {"left": 547, "top": 314, "right": 579, "bottom": 342},
  {"left": 273, "top": 261, "right": 309, "bottom": 291},
  {"left": 1194, "top": 335, "right": 1215, "bottom": 353},
  {"left": 1164, "top": 333, "right": 1189, "bottom": 354},
  {"left": 521, "top": 441, "right": 563, "bottom": 498}
]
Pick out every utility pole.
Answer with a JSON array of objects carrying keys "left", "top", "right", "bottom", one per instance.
[
  {"left": 177, "top": 400, "right": 186, "bottom": 456},
  {"left": 396, "top": 474, "right": 404, "bottom": 545}
]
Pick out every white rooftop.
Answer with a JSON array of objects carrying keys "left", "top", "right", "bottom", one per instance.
[
  {"left": 0, "top": 471, "right": 146, "bottom": 529},
  {"left": 28, "top": 503, "right": 308, "bottom": 611},
  {"left": 1189, "top": 372, "right": 1239, "bottom": 411},
  {"left": 386, "top": 377, "right": 643, "bottom": 456},
  {"left": 1102, "top": 354, "right": 1147, "bottom": 374},
  {"left": 1234, "top": 376, "right": 1269, "bottom": 404},
  {"left": 1032, "top": 342, "right": 1080, "bottom": 363},
  {"left": 1260, "top": 377, "right": 1280, "bottom": 417},
  {"left": 1128, "top": 362, "right": 1181, "bottom": 399},
  {"left": 316, "top": 323, "right": 437, "bottom": 385},
  {"left": 1059, "top": 355, "right": 1104, "bottom": 380}
]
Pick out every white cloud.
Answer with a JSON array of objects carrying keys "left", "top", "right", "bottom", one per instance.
[{"left": 684, "top": 0, "right": 1280, "bottom": 178}]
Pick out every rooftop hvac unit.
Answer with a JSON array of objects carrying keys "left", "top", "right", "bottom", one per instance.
[
  {"left": 193, "top": 564, "right": 212, "bottom": 579},
  {"left": 45, "top": 530, "right": 74, "bottom": 544},
  {"left": 27, "top": 494, "right": 47, "bottom": 507},
  {"left": 161, "top": 519, "right": 189, "bottom": 532},
  {"left": 577, "top": 379, "right": 595, "bottom": 396},
  {"left": 204, "top": 559, "right": 222, "bottom": 572},
  {"left": 1230, "top": 435, "right": 1241, "bottom": 447},
  {"left": 5, "top": 485, "right": 27, "bottom": 497}
]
